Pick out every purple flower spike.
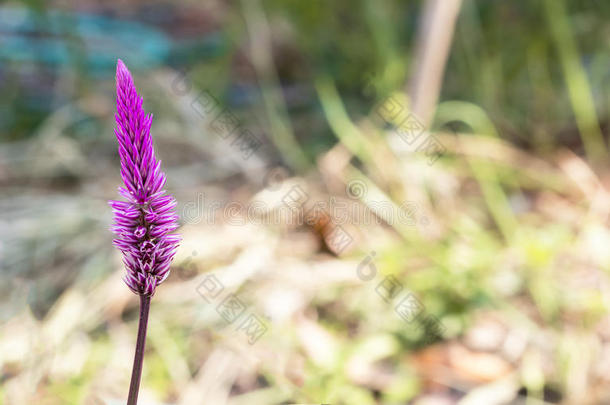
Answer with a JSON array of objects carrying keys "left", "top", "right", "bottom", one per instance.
[{"left": 110, "top": 59, "right": 180, "bottom": 297}]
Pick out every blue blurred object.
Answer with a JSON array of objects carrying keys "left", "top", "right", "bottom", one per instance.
[{"left": 0, "top": 5, "right": 225, "bottom": 75}]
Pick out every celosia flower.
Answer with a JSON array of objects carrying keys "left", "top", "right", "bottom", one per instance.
[{"left": 109, "top": 59, "right": 180, "bottom": 297}]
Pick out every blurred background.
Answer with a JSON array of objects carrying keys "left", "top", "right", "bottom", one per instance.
[{"left": 3, "top": 0, "right": 610, "bottom": 404}]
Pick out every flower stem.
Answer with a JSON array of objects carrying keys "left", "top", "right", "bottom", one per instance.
[{"left": 127, "top": 295, "right": 151, "bottom": 405}]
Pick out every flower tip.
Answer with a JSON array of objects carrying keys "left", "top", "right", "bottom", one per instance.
[{"left": 116, "top": 59, "right": 132, "bottom": 84}]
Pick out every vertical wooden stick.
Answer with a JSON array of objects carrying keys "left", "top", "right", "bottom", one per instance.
[{"left": 408, "top": 0, "right": 463, "bottom": 128}]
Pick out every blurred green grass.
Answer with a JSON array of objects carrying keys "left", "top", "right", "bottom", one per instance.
[{"left": 3, "top": 1, "right": 610, "bottom": 404}]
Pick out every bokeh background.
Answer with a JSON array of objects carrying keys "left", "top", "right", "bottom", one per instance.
[{"left": 3, "top": 0, "right": 610, "bottom": 404}]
